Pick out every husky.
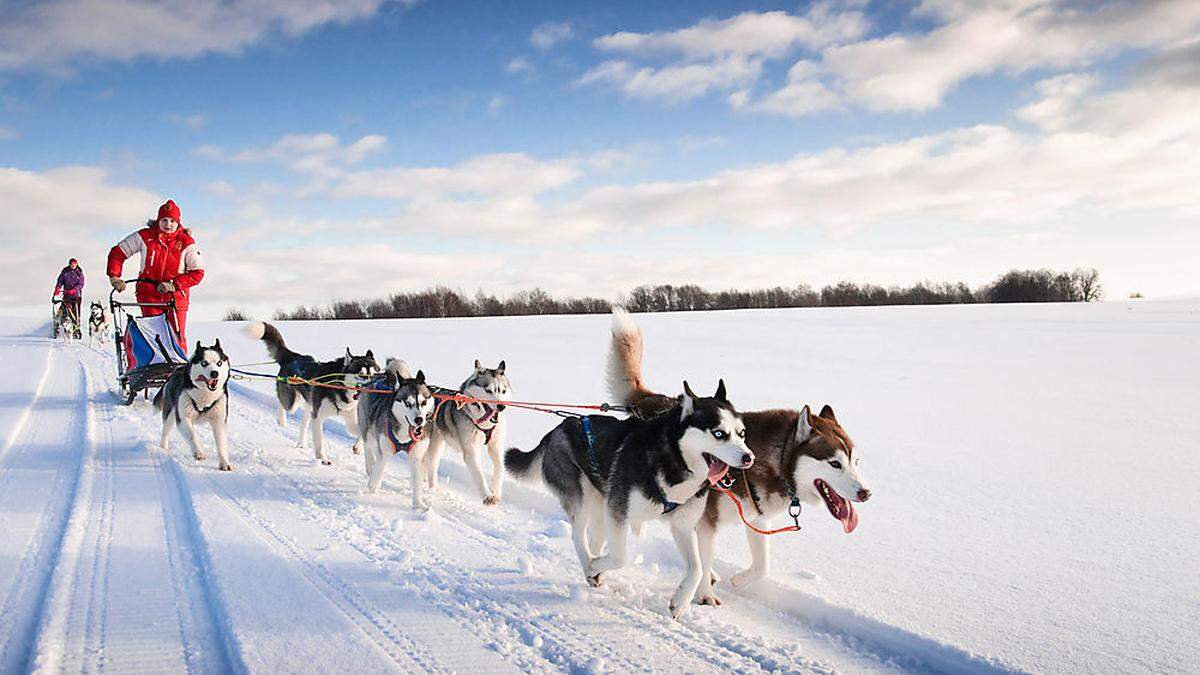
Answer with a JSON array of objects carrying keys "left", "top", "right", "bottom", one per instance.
[
  {"left": 87, "top": 301, "right": 109, "bottom": 343},
  {"left": 505, "top": 380, "right": 755, "bottom": 619},
  {"left": 154, "top": 340, "right": 233, "bottom": 471},
  {"left": 427, "top": 360, "right": 510, "bottom": 506},
  {"left": 247, "top": 321, "right": 380, "bottom": 465},
  {"left": 606, "top": 309, "right": 872, "bottom": 605},
  {"left": 357, "top": 359, "right": 436, "bottom": 509}
]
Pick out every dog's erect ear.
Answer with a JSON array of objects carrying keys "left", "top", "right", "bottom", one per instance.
[
  {"left": 213, "top": 338, "right": 222, "bottom": 353},
  {"left": 366, "top": 349, "right": 374, "bottom": 360},
  {"left": 680, "top": 381, "right": 696, "bottom": 419},
  {"left": 796, "top": 405, "right": 813, "bottom": 443},
  {"left": 474, "top": 358, "right": 483, "bottom": 372},
  {"left": 194, "top": 340, "right": 202, "bottom": 354},
  {"left": 714, "top": 379, "right": 727, "bottom": 402},
  {"left": 344, "top": 348, "right": 352, "bottom": 366},
  {"left": 497, "top": 360, "right": 505, "bottom": 373},
  {"left": 819, "top": 404, "right": 837, "bottom": 423},
  {"left": 415, "top": 370, "right": 425, "bottom": 384}
]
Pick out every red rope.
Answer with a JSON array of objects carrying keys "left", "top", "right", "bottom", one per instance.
[{"left": 712, "top": 485, "right": 802, "bottom": 536}]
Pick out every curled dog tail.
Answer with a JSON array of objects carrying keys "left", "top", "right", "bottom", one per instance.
[
  {"left": 606, "top": 308, "right": 647, "bottom": 405},
  {"left": 246, "top": 321, "right": 294, "bottom": 364},
  {"left": 606, "top": 308, "right": 677, "bottom": 419},
  {"left": 504, "top": 442, "right": 545, "bottom": 484}
]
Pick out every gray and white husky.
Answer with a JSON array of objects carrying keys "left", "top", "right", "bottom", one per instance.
[
  {"left": 357, "top": 359, "right": 436, "bottom": 509},
  {"left": 606, "top": 309, "right": 872, "bottom": 605},
  {"left": 247, "top": 322, "right": 380, "bottom": 465},
  {"left": 87, "top": 301, "right": 108, "bottom": 343},
  {"left": 505, "top": 380, "right": 755, "bottom": 619},
  {"left": 427, "top": 360, "right": 510, "bottom": 506},
  {"left": 154, "top": 340, "right": 233, "bottom": 471}
]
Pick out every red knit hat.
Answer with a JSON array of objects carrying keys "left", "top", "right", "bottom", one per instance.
[{"left": 157, "top": 199, "right": 182, "bottom": 223}]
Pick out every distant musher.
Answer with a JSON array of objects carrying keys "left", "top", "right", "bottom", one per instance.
[{"left": 53, "top": 257, "right": 84, "bottom": 338}]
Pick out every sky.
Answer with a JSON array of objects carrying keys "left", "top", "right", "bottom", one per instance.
[{"left": 1, "top": 0, "right": 1198, "bottom": 318}]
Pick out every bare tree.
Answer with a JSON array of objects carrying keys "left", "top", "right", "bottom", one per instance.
[{"left": 1072, "top": 268, "right": 1104, "bottom": 302}]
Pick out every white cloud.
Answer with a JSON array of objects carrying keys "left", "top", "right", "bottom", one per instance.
[
  {"left": 579, "top": 56, "right": 761, "bottom": 102},
  {"left": 581, "top": 5, "right": 866, "bottom": 102},
  {"left": 594, "top": 7, "right": 867, "bottom": 60},
  {"left": 332, "top": 153, "right": 581, "bottom": 201},
  {"left": 487, "top": 95, "right": 506, "bottom": 115},
  {"left": 755, "top": 0, "right": 1200, "bottom": 115},
  {"left": 197, "top": 133, "right": 388, "bottom": 175},
  {"left": 505, "top": 57, "right": 532, "bottom": 74},
  {"left": 0, "top": 166, "right": 160, "bottom": 305},
  {"left": 166, "top": 113, "right": 208, "bottom": 130},
  {"left": 0, "top": 0, "right": 399, "bottom": 71},
  {"left": 530, "top": 21, "right": 573, "bottom": 49}
]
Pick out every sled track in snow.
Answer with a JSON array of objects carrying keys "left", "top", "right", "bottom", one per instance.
[{"left": 0, "top": 347, "right": 90, "bottom": 672}]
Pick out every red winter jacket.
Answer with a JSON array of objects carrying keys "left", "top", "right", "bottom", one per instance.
[{"left": 106, "top": 226, "right": 205, "bottom": 311}]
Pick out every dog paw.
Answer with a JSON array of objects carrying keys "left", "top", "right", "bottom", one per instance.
[
  {"left": 320, "top": 458, "right": 333, "bottom": 466},
  {"left": 669, "top": 603, "right": 689, "bottom": 620},
  {"left": 219, "top": 464, "right": 234, "bottom": 472},
  {"left": 483, "top": 495, "right": 500, "bottom": 506},
  {"left": 352, "top": 446, "right": 361, "bottom": 455},
  {"left": 586, "top": 572, "right": 605, "bottom": 587},
  {"left": 193, "top": 451, "right": 206, "bottom": 461},
  {"left": 709, "top": 570, "right": 722, "bottom": 586},
  {"left": 696, "top": 593, "right": 722, "bottom": 606},
  {"left": 730, "top": 569, "right": 763, "bottom": 589}
]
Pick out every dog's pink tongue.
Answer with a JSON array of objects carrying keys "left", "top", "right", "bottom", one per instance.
[
  {"left": 841, "top": 501, "right": 858, "bottom": 534},
  {"left": 706, "top": 459, "right": 729, "bottom": 485}
]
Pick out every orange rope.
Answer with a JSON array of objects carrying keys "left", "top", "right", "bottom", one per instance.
[{"left": 712, "top": 485, "right": 802, "bottom": 536}]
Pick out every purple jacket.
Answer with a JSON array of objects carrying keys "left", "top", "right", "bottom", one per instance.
[{"left": 55, "top": 266, "right": 84, "bottom": 298}]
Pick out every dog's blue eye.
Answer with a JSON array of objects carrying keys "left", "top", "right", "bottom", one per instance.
[
  {"left": 712, "top": 429, "right": 728, "bottom": 440},
  {"left": 829, "top": 460, "right": 843, "bottom": 470}
]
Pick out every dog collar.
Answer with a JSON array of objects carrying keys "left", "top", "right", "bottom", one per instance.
[{"left": 385, "top": 415, "right": 415, "bottom": 454}]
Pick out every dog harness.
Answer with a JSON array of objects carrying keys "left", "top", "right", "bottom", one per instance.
[{"left": 385, "top": 415, "right": 419, "bottom": 454}]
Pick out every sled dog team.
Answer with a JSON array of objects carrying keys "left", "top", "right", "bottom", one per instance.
[{"left": 154, "top": 310, "right": 871, "bottom": 618}]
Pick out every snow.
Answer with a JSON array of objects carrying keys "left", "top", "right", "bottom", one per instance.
[{"left": 0, "top": 300, "right": 1195, "bottom": 673}]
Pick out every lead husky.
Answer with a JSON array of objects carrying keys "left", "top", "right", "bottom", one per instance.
[
  {"left": 154, "top": 340, "right": 233, "bottom": 471},
  {"left": 427, "top": 360, "right": 510, "bottom": 505},
  {"left": 87, "top": 301, "right": 109, "bottom": 343},
  {"left": 505, "top": 380, "right": 755, "bottom": 619},
  {"left": 606, "top": 309, "right": 872, "bottom": 605},
  {"left": 247, "top": 321, "right": 380, "bottom": 465},
  {"left": 358, "top": 359, "right": 435, "bottom": 509}
]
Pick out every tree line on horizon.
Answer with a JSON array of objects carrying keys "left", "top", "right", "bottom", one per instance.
[{"left": 223, "top": 267, "right": 1103, "bottom": 322}]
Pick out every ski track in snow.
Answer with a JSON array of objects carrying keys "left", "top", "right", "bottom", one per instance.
[{"left": 0, "top": 337, "right": 1020, "bottom": 674}]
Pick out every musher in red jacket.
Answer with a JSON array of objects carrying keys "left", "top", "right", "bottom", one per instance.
[{"left": 106, "top": 199, "right": 204, "bottom": 345}]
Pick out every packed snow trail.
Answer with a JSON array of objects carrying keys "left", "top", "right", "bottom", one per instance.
[{"left": 0, "top": 336, "right": 1018, "bottom": 674}]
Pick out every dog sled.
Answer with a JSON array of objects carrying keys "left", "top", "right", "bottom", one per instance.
[
  {"left": 51, "top": 298, "right": 82, "bottom": 340},
  {"left": 110, "top": 278, "right": 187, "bottom": 405}
]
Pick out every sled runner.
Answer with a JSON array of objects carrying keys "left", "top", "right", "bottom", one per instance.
[{"left": 110, "top": 278, "right": 187, "bottom": 405}]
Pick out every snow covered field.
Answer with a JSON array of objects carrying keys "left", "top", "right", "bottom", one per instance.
[{"left": 0, "top": 300, "right": 1195, "bottom": 673}]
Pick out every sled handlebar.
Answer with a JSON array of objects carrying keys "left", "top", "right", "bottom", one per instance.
[{"left": 109, "top": 278, "right": 177, "bottom": 308}]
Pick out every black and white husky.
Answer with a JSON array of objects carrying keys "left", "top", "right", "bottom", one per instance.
[
  {"left": 247, "top": 321, "right": 380, "bottom": 465},
  {"left": 87, "top": 301, "right": 108, "bottom": 343},
  {"left": 505, "top": 380, "right": 755, "bottom": 619},
  {"left": 357, "top": 359, "right": 436, "bottom": 508},
  {"left": 428, "top": 360, "right": 510, "bottom": 506},
  {"left": 606, "top": 309, "right": 872, "bottom": 605},
  {"left": 154, "top": 340, "right": 233, "bottom": 471}
]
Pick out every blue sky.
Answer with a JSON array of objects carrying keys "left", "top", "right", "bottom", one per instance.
[{"left": 2, "top": 0, "right": 1198, "bottom": 317}]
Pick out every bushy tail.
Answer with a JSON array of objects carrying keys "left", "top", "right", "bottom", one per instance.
[
  {"left": 504, "top": 443, "right": 545, "bottom": 484},
  {"left": 246, "top": 321, "right": 294, "bottom": 363},
  {"left": 152, "top": 386, "right": 164, "bottom": 411}
]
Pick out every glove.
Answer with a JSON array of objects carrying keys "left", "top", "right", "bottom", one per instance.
[
  {"left": 156, "top": 281, "right": 176, "bottom": 294},
  {"left": 109, "top": 276, "right": 126, "bottom": 292}
]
